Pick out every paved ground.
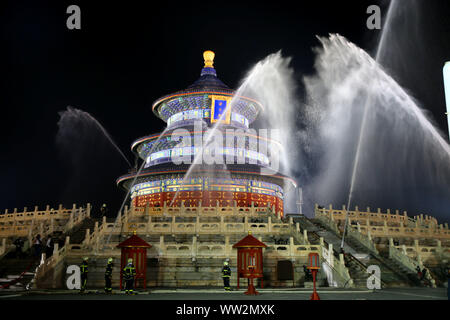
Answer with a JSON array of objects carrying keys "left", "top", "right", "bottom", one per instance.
[{"left": 0, "top": 288, "right": 447, "bottom": 300}]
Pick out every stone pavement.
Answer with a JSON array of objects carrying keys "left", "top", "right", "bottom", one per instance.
[{"left": 0, "top": 287, "right": 447, "bottom": 300}]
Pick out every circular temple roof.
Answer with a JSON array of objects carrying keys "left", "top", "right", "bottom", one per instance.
[{"left": 152, "top": 51, "right": 263, "bottom": 121}]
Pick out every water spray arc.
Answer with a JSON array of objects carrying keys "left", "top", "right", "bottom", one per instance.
[
  {"left": 341, "top": 0, "right": 399, "bottom": 249},
  {"left": 444, "top": 62, "right": 450, "bottom": 140},
  {"left": 57, "top": 106, "right": 132, "bottom": 168}
]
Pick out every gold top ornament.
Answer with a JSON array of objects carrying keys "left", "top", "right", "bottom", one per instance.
[{"left": 203, "top": 50, "right": 215, "bottom": 68}]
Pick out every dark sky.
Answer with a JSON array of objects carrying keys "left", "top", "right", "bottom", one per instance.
[{"left": 1, "top": 1, "right": 449, "bottom": 218}]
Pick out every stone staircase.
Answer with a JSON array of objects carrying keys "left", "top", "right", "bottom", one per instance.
[
  {"left": 65, "top": 217, "right": 100, "bottom": 244},
  {"left": 345, "top": 235, "right": 419, "bottom": 287},
  {"left": 299, "top": 216, "right": 420, "bottom": 288}
]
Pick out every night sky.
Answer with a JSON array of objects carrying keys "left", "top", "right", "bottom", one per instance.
[{"left": 1, "top": 1, "right": 449, "bottom": 219}]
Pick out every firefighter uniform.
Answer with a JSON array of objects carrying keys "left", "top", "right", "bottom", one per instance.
[
  {"left": 105, "top": 258, "right": 113, "bottom": 293},
  {"left": 80, "top": 257, "right": 88, "bottom": 293},
  {"left": 222, "top": 261, "right": 231, "bottom": 291},
  {"left": 123, "top": 258, "right": 136, "bottom": 295}
]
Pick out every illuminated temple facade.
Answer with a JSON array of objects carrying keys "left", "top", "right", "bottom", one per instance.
[{"left": 117, "top": 51, "right": 295, "bottom": 216}]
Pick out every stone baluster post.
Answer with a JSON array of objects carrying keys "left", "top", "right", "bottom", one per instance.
[
  {"left": 303, "top": 229, "right": 308, "bottom": 242},
  {"left": 328, "top": 243, "right": 334, "bottom": 266},
  {"left": 85, "top": 229, "right": 90, "bottom": 245},
  {"left": 159, "top": 235, "right": 164, "bottom": 253},
  {"left": 192, "top": 236, "right": 197, "bottom": 260},
  {"left": 414, "top": 240, "right": 420, "bottom": 254},
  {"left": 53, "top": 243, "right": 59, "bottom": 259},
  {"left": 220, "top": 216, "right": 224, "bottom": 233},
  {"left": 1, "top": 238, "right": 6, "bottom": 255},
  {"left": 28, "top": 228, "right": 33, "bottom": 248},
  {"left": 339, "top": 253, "right": 345, "bottom": 266},
  {"left": 195, "top": 216, "right": 199, "bottom": 234},
  {"left": 87, "top": 203, "right": 91, "bottom": 218},
  {"left": 69, "top": 211, "right": 74, "bottom": 230},
  {"left": 289, "top": 237, "right": 294, "bottom": 258},
  {"left": 402, "top": 244, "right": 407, "bottom": 255}
]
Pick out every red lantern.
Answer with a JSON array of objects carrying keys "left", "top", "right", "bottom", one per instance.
[
  {"left": 233, "top": 231, "right": 267, "bottom": 295},
  {"left": 117, "top": 231, "right": 152, "bottom": 290},
  {"left": 307, "top": 252, "right": 320, "bottom": 300}
]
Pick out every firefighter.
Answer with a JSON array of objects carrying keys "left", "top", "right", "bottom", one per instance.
[
  {"left": 222, "top": 261, "right": 231, "bottom": 291},
  {"left": 104, "top": 257, "right": 113, "bottom": 293},
  {"left": 100, "top": 204, "right": 108, "bottom": 218},
  {"left": 123, "top": 258, "right": 136, "bottom": 295},
  {"left": 79, "top": 257, "right": 89, "bottom": 293}
]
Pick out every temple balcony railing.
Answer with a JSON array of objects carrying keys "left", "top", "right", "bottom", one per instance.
[
  {"left": 127, "top": 205, "right": 275, "bottom": 218},
  {"left": 0, "top": 204, "right": 91, "bottom": 240},
  {"left": 315, "top": 204, "right": 442, "bottom": 226},
  {"left": 61, "top": 229, "right": 324, "bottom": 261},
  {"left": 314, "top": 204, "right": 450, "bottom": 240},
  {"left": 0, "top": 203, "right": 89, "bottom": 224}
]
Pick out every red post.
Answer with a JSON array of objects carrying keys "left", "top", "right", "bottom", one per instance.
[
  {"left": 244, "top": 266, "right": 259, "bottom": 295},
  {"left": 308, "top": 252, "right": 320, "bottom": 300},
  {"left": 310, "top": 270, "right": 320, "bottom": 300}
]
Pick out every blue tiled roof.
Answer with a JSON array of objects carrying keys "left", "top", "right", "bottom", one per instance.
[{"left": 187, "top": 67, "right": 230, "bottom": 90}]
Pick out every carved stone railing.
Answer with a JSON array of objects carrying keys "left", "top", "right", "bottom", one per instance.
[
  {"left": 388, "top": 239, "right": 436, "bottom": 288},
  {"left": 314, "top": 209, "right": 380, "bottom": 259},
  {"left": 314, "top": 204, "right": 450, "bottom": 240},
  {"left": 348, "top": 224, "right": 379, "bottom": 255},
  {"left": 0, "top": 204, "right": 91, "bottom": 239},
  {"left": 320, "top": 239, "right": 354, "bottom": 288},
  {"left": 313, "top": 209, "right": 341, "bottom": 235}
]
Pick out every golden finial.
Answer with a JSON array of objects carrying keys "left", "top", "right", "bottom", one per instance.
[
  {"left": 133, "top": 230, "right": 137, "bottom": 235},
  {"left": 203, "top": 50, "right": 215, "bottom": 68},
  {"left": 248, "top": 230, "right": 252, "bottom": 235}
]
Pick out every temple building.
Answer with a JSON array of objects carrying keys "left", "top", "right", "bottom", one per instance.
[
  {"left": 0, "top": 51, "right": 448, "bottom": 291},
  {"left": 116, "top": 50, "right": 295, "bottom": 217}
]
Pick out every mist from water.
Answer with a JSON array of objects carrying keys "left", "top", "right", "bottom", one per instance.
[
  {"left": 57, "top": 106, "right": 132, "bottom": 168},
  {"left": 302, "top": 34, "right": 450, "bottom": 220}
]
